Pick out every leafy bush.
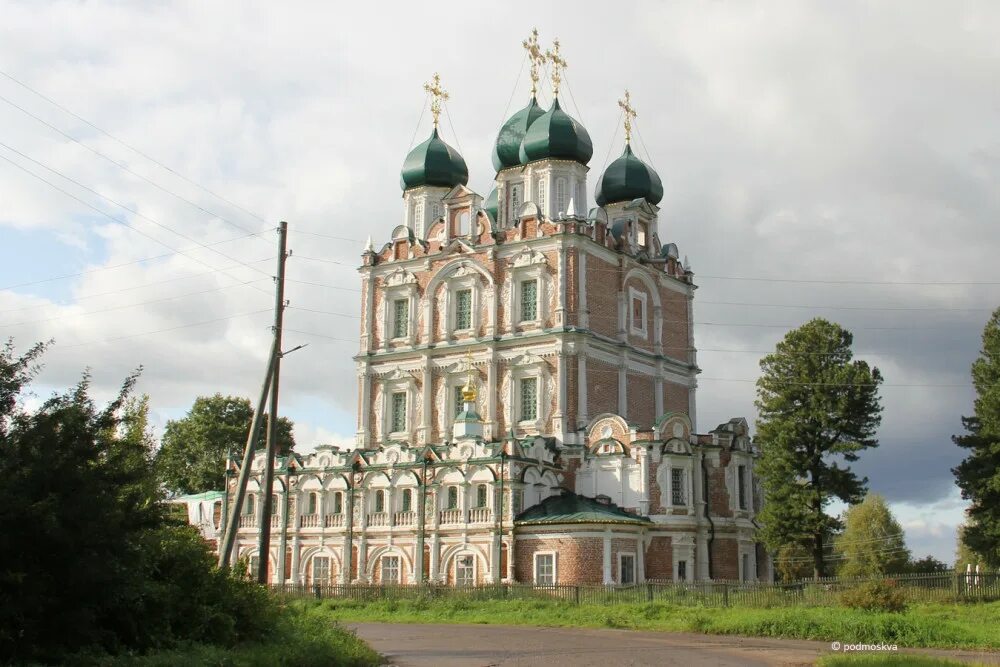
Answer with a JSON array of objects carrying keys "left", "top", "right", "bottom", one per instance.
[{"left": 839, "top": 579, "right": 908, "bottom": 612}]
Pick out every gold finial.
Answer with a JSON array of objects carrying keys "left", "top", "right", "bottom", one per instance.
[
  {"left": 423, "top": 72, "right": 450, "bottom": 129},
  {"left": 522, "top": 28, "right": 545, "bottom": 97},
  {"left": 461, "top": 350, "right": 477, "bottom": 403},
  {"left": 545, "top": 38, "right": 567, "bottom": 99},
  {"left": 618, "top": 89, "right": 637, "bottom": 145}
]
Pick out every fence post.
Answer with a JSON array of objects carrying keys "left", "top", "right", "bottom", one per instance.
[
  {"left": 574, "top": 586, "right": 580, "bottom": 605},
  {"left": 314, "top": 584, "right": 321, "bottom": 599},
  {"left": 722, "top": 582, "right": 729, "bottom": 608},
  {"left": 646, "top": 583, "right": 653, "bottom": 602}
]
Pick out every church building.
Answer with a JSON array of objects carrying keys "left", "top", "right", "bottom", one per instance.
[{"left": 217, "top": 32, "right": 769, "bottom": 587}]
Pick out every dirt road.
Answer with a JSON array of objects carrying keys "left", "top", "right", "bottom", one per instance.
[{"left": 348, "top": 623, "right": 1000, "bottom": 666}]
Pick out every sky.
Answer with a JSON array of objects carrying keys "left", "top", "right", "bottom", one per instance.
[{"left": 2, "top": 0, "right": 998, "bottom": 565}]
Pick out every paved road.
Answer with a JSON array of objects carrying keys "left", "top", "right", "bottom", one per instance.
[{"left": 349, "top": 623, "right": 1000, "bottom": 667}]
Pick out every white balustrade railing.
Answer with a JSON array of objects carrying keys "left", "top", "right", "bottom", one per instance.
[
  {"left": 325, "top": 513, "right": 344, "bottom": 528},
  {"left": 300, "top": 513, "right": 320, "bottom": 528},
  {"left": 394, "top": 510, "right": 416, "bottom": 526},
  {"left": 238, "top": 515, "right": 256, "bottom": 528},
  {"left": 439, "top": 508, "right": 464, "bottom": 524},
  {"left": 469, "top": 507, "right": 492, "bottom": 523},
  {"left": 367, "top": 512, "right": 390, "bottom": 527}
]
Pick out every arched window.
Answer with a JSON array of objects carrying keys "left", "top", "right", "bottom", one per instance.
[
  {"left": 332, "top": 491, "right": 343, "bottom": 514},
  {"left": 510, "top": 183, "right": 522, "bottom": 219},
  {"left": 476, "top": 484, "right": 488, "bottom": 508},
  {"left": 536, "top": 177, "right": 546, "bottom": 214},
  {"left": 431, "top": 203, "right": 441, "bottom": 221},
  {"left": 244, "top": 494, "right": 255, "bottom": 516},
  {"left": 307, "top": 492, "right": 318, "bottom": 515},
  {"left": 414, "top": 201, "right": 424, "bottom": 227},
  {"left": 555, "top": 178, "right": 567, "bottom": 215},
  {"left": 271, "top": 494, "right": 278, "bottom": 515},
  {"left": 401, "top": 488, "right": 413, "bottom": 512},
  {"left": 447, "top": 486, "right": 459, "bottom": 510},
  {"left": 375, "top": 489, "right": 386, "bottom": 513}
]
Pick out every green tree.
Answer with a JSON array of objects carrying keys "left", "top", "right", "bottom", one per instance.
[
  {"left": 156, "top": 394, "right": 295, "bottom": 494},
  {"left": 774, "top": 541, "right": 815, "bottom": 582},
  {"left": 755, "top": 318, "right": 884, "bottom": 578},
  {"left": 952, "top": 308, "right": 1000, "bottom": 568},
  {"left": 834, "top": 494, "right": 909, "bottom": 577},
  {"left": 955, "top": 521, "right": 980, "bottom": 571},
  {"left": 0, "top": 341, "right": 277, "bottom": 662},
  {"left": 906, "top": 555, "right": 948, "bottom": 574}
]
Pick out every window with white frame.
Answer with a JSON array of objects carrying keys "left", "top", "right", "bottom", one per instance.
[
  {"left": 249, "top": 555, "right": 259, "bottom": 577},
  {"left": 637, "top": 220, "right": 648, "bottom": 247},
  {"left": 414, "top": 201, "right": 424, "bottom": 228},
  {"left": 392, "top": 299, "right": 409, "bottom": 339},
  {"left": 307, "top": 492, "right": 318, "bottom": 514},
  {"left": 619, "top": 553, "right": 636, "bottom": 585},
  {"left": 534, "top": 552, "right": 556, "bottom": 586},
  {"left": 446, "top": 486, "right": 459, "bottom": 509},
  {"left": 390, "top": 392, "right": 407, "bottom": 434},
  {"left": 455, "top": 289, "right": 472, "bottom": 330},
  {"left": 519, "top": 377, "right": 538, "bottom": 422},
  {"left": 431, "top": 203, "right": 441, "bottom": 221},
  {"left": 737, "top": 465, "right": 748, "bottom": 510},
  {"left": 520, "top": 279, "right": 538, "bottom": 322},
  {"left": 332, "top": 491, "right": 343, "bottom": 514},
  {"left": 454, "top": 384, "right": 466, "bottom": 416},
  {"left": 456, "top": 554, "right": 475, "bottom": 586},
  {"left": 374, "top": 489, "right": 385, "bottom": 513},
  {"left": 677, "top": 560, "right": 687, "bottom": 581},
  {"left": 381, "top": 555, "right": 400, "bottom": 584},
  {"left": 313, "top": 556, "right": 330, "bottom": 585},
  {"left": 555, "top": 177, "right": 568, "bottom": 215},
  {"left": 536, "top": 177, "right": 546, "bottom": 214},
  {"left": 629, "top": 287, "right": 648, "bottom": 338},
  {"left": 671, "top": 468, "right": 686, "bottom": 506},
  {"left": 476, "top": 484, "right": 488, "bottom": 508},
  {"left": 244, "top": 494, "right": 255, "bottom": 516}
]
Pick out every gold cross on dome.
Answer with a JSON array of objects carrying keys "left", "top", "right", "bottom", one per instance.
[
  {"left": 423, "top": 72, "right": 450, "bottom": 128},
  {"left": 461, "top": 350, "right": 477, "bottom": 403},
  {"left": 546, "top": 38, "right": 567, "bottom": 98},
  {"left": 618, "top": 89, "right": 637, "bottom": 144},
  {"left": 522, "top": 28, "right": 545, "bottom": 96}
]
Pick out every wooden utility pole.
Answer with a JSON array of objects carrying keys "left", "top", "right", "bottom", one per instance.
[{"left": 256, "top": 220, "right": 288, "bottom": 584}]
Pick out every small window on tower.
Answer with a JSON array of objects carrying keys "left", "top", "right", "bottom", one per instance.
[
  {"left": 393, "top": 299, "right": 408, "bottom": 339},
  {"left": 401, "top": 488, "right": 412, "bottom": 512},
  {"left": 637, "top": 221, "right": 648, "bottom": 247},
  {"left": 414, "top": 201, "right": 424, "bottom": 226},
  {"left": 374, "top": 489, "right": 385, "bottom": 513},
  {"left": 510, "top": 183, "right": 523, "bottom": 219},
  {"left": 520, "top": 279, "right": 538, "bottom": 322},
  {"left": 455, "top": 289, "right": 472, "bottom": 330},
  {"left": 476, "top": 484, "right": 488, "bottom": 508},
  {"left": 555, "top": 178, "right": 568, "bottom": 215},
  {"left": 629, "top": 289, "right": 648, "bottom": 338},
  {"left": 536, "top": 177, "right": 546, "bottom": 213},
  {"left": 332, "top": 491, "right": 343, "bottom": 514},
  {"left": 738, "top": 465, "right": 748, "bottom": 510},
  {"left": 671, "top": 468, "right": 686, "bottom": 506},
  {"left": 520, "top": 377, "right": 538, "bottom": 422},
  {"left": 391, "top": 392, "right": 407, "bottom": 433},
  {"left": 454, "top": 385, "right": 466, "bottom": 416},
  {"left": 447, "top": 486, "right": 459, "bottom": 510}
]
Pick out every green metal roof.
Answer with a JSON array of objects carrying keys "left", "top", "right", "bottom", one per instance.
[
  {"left": 400, "top": 128, "right": 469, "bottom": 191},
  {"left": 484, "top": 187, "right": 498, "bottom": 221},
  {"left": 493, "top": 96, "right": 546, "bottom": 171},
  {"left": 595, "top": 144, "right": 663, "bottom": 206},
  {"left": 514, "top": 490, "right": 651, "bottom": 526},
  {"left": 518, "top": 99, "right": 593, "bottom": 166}
]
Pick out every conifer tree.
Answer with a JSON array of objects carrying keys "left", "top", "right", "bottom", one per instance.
[
  {"left": 755, "top": 318, "right": 883, "bottom": 578},
  {"left": 953, "top": 308, "right": 1000, "bottom": 567}
]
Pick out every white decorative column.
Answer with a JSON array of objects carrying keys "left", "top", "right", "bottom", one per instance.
[
  {"left": 554, "top": 351, "right": 567, "bottom": 441},
  {"left": 618, "top": 357, "right": 627, "bottom": 417},
  {"left": 602, "top": 532, "right": 613, "bottom": 585},
  {"left": 578, "top": 252, "right": 589, "bottom": 328},
  {"left": 357, "top": 363, "right": 372, "bottom": 447},
  {"left": 577, "top": 347, "right": 588, "bottom": 428},
  {"left": 420, "top": 355, "right": 432, "bottom": 444},
  {"left": 487, "top": 348, "right": 498, "bottom": 440},
  {"left": 291, "top": 533, "right": 301, "bottom": 583}
]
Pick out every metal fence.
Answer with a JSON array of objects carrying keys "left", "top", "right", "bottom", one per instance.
[{"left": 270, "top": 571, "right": 1000, "bottom": 608}]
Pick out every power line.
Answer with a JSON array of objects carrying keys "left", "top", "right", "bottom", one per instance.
[
  {"left": 0, "top": 92, "right": 272, "bottom": 240},
  {"left": 1, "top": 277, "right": 270, "bottom": 328},
  {"left": 284, "top": 278, "right": 360, "bottom": 293},
  {"left": 43, "top": 308, "right": 272, "bottom": 349},
  {"left": 0, "top": 257, "right": 274, "bottom": 314},
  {"left": 293, "top": 229, "right": 363, "bottom": 244},
  {"left": 0, "top": 231, "right": 264, "bottom": 292},
  {"left": 0, "top": 68, "right": 273, "bottom": 227},
  {"left": 0, "top": 151, "right": 273, "bottom": 298},
  {"left": 293, "top": 254, "right": 355, "bottom": 268},
  {"left": 0, "top": 141, "right": 272, "bottom": 280}
]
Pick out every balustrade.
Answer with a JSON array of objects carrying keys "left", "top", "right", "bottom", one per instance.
[
  {"left": 394, "top": 510, "right": 416, "bottom": 526},
  {"left": 469, "top": 507, "right": 492, "bottom": 523},
  {"left": 300, "top": 513, "right": 320, "bottom": 528},
  {"left": 238, "top": 515, "right": 255, "bottom": 528},
  {"left": 367, "top": 512, "right": 390, "bottom": 527},
  {"left": 325, "top": 513, "right": 344, "bottom": 528},
  {"left": 439, "top": 508, "right": 464, "bottom": 524}
]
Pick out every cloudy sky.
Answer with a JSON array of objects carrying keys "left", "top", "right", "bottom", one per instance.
[{"left": 2, "top": 1, "right": 997, "bottom": 564}]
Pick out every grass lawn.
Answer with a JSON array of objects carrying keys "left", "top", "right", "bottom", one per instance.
[
  {"left": 818, "top": 656, "right": 974, "bottom": 667},
  {"left": 75, "top": 604, "right": 381, "bottom": 666},
  {"left": 298, "top": 597, "right": 1000, "bottom": 651}
]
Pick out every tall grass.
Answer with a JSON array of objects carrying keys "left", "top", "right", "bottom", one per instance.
[{"left": 302, "top": 597, "right": 1000, "bottom": 650}]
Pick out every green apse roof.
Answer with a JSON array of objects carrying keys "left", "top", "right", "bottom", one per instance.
[
  {"left": 492, "top": 96, "right": 546, "bottom": 171},
  {"left": 400, "top": 128, "right": 469, "bottom": 191},
  {"left": 518, "top": 99, "right": 593, "bottom": 166},
  {"left": 595, "top": 144, "right": 663, "bottom": 206},
  {"left": 484, "top": 187, "right": 498, "bottom": 220},
  {"left": 514, "top": 490, "right": 652, "bottom": 526}
]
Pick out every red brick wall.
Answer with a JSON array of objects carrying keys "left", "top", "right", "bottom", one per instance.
[
  {"left": 588, "top": 362, "right": 619, "bottom": 418},
  {"left": 664, "top": 381, "right": 689, "bottom": 415},
  {"left": 646, "top": 536, "right": 673, "bottom": 579},
  {"left": 585, "top": 255, "right": 619, "bottom": 338},
  {"left": 711, "top": 537, "right": 739, "bottom": 581},
  {"left": 515, "top": 535, "right": 603, "bottom": 584},
  {"left": 626, "top": 372, "right": 656, "bottom": 428}
]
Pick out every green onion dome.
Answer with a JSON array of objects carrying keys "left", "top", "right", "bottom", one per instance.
[
  {"left": 492, "top": 96, "right": 546, "bottom": 171},
  {"left": 518, "top": 99, "right": 593, "bottom": 166},
  {"left": 400, "top": 128, "right": 469, "bottom": 191},
  {"left": 595, "top": 144, "right": 663, "bottom": 206},
  {"left": 484, "top": 187, "right": 498, "bottom": 220}
]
